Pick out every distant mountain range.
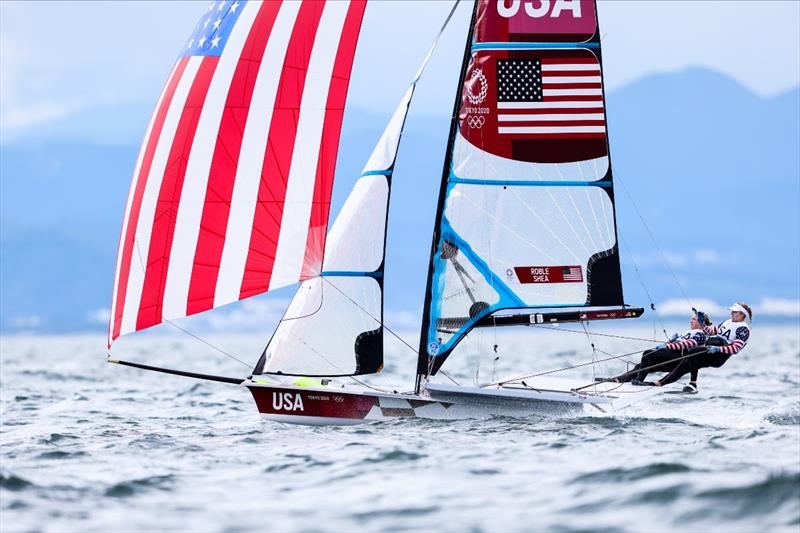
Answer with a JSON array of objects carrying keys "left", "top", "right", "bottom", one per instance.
[{"left": 1, "top": 67, "right": 798, "bottom": 334}]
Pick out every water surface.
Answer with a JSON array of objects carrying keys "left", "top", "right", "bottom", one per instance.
[{"left": 2, "top": 326, "right": 798, "bottom": 531}]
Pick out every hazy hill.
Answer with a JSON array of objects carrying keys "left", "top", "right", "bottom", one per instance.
[{"left": 1, "top": 67, "right": 798, "bottom": 332}]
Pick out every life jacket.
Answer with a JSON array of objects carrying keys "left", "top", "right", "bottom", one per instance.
[
  {"left": 710, "top": 319, "right": 751, "bottom": 352},
  {"left": 679, "top": 328, "right": 707, "bottom": 345}
]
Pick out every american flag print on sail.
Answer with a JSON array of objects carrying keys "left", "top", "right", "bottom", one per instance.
[
  {"left": 109, "top": 0, "right": 367, "bottom": 345},
  {"left": 458, "top": 49, "right": 609, "bottom": 164},
  {"left": 496, "top": 57, "right": 605, "bottom": 138},
  {"left": 562, "top": 266, "right": 583, "bottom": 281}
]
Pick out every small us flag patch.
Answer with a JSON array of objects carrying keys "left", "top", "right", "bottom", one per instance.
[{"left": 562, "top": 266, "right": 583, "bottom": 281}]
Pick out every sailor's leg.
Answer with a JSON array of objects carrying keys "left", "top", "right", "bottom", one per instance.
[
  {"left": 689, "top": 367, "right": 699, "bottom": 386},
  {"left": 611, "top": 349, "right": 653, "bottom": 382},
  {"left": 635, "top": 349, "right": 678, "bottom": 381},
  {"left": 695, "top": 352, "right": 732, "bottom": 369},
  {"left": 658, "top": 358, "right": 693, "bottom": 385},
  {"left": 659, "top": 346, "right": 707, "bottom": 385}
]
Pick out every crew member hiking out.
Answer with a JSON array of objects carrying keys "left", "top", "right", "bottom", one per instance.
[
  {"left": 605, "top": 309, "right": 711, "bottom": 391},
  {"left": 630, "top": 302, "right": 753, "bottom": 390}
]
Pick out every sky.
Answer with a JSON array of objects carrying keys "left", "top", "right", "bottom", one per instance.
[
  {"left": 1, "top": 0, "right": 799, "bottom": 140},
  {"left": 0, "top": 0, "right": 798, "bottom": 335}
]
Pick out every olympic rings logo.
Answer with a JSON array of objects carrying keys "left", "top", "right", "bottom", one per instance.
[{"left": 467, "top": 115, "right": 485, "bottom": 129}]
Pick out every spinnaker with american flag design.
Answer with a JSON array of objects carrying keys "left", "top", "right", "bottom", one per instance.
[{"left": 108, "top": 0, "right": 684, "bottom": 426}]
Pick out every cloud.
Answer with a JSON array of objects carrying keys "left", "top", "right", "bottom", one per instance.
[
  {"left": 656, "top": 298, "right": 729, "bottom": 317},
  {"left": 656, "top": 297, "right": 800, "bottom": 318},
  {"left": 628, "top": 249, "right": 722, "bottom": 269},
  {"left": 693, "top": 249, "right": 720, "bottom": 264},
  {"left": 2, "top": 101, "right": 72, "bottom": 133},
  {"left": 10, "top": 315, "right": 41, "bottom": 328},
  {"left": 757, "top": 298, "right": 800, "bottom": 317},
  {"left": 195, "top": 298, "right": 290, "bottom": 333},
  {"left": 86, "top": 308, "right": 110, "bottom": 325},
  {"left": 384, "top": 310, "right": 421, "bottom": 332}
]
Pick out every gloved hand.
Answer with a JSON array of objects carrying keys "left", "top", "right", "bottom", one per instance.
[
  {"left": 656, "top": 343, "right": 667, "bottom": 350},
  {"left": 707, "top": 346, "right": 721, "bottom": 353},
  {"left": 670, "top": 333, "right": 679, "bottom": 342}
]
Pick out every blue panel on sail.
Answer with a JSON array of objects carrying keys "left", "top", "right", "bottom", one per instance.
[{"left": 418, "top": 0, "right": 625, "bottom": 375}]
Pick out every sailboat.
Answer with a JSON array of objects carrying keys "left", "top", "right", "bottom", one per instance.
[{"left": 108, "top": 0, "right": 680, "bottom": 426}]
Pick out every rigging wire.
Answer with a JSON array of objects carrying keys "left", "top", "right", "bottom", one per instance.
[
  {"left": 572, "top": 348, "right": 709, "bottom": 392},
  {"left": 619, "top": 235, "right": 668, "bottom": 340},
  {"left": 489, "top": 346, "right": 650, "bottom": 386},
  {"left": 320, "top": 277, "right": 460, "bottom": 387},
  {"left": 161, "top": 318, "right": 252, "bottom": 369},
  {"left": 614, "top": 173, "right": 693, "bottom": 308},
  {"left": 128, "top": 239, "right": 252, "bottom": 369},
  {"left": 530, "top": 323, "right": 664, "bottom": 343}
]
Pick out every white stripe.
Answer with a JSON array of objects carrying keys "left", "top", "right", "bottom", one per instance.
[
  {"left": 498, "top": 126, "right": 606, "bottom": 134},
  {"left": 119, "top": 56, "right": 203, "bottom": 336},
  {"left": 213, "top": 1, "right": 302, "bottom": 307},
  {"left": 543, "top": 88, "right": 603, "bottom": 96},
  {"left": 161, "top": 1, "right": 261, "bottom": 321},
  {"left": 541, "top": 76, "right": 601, "bottom": 84},
  {"left": 498, "top": 113, "right": 605, "bottom": 122},
  {"left": 269, "top": 1, "right": 350, "bottom": 290},
  {"left": 110, "top": 61, "right": 181, "bottom": 343},
  {"left": 541, "top": 63, "right": 600, "bottom": 72},
  {"left": 497, "top": 101, "right": 604, "bottom": 109}
]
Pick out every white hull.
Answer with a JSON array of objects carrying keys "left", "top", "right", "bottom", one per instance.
[{"left": 246, "top": 375, "right": 678, "bottom": 425}]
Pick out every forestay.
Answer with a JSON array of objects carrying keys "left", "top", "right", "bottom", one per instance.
[
  {"left": 419, "top": 0, "right": 626, "bottom": 375},
  {"left": 257, "top": 2, "right": 461, "bottom": 376},
  {"left": 109, "top": 0, "right": 367, "bottom": 344}
]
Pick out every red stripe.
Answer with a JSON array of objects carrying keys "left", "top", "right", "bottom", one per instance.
[
  {"left": 186, "top": 1, "right": 282, "bottom": 316},
  {"left": 240, "top": 1, "right": 326, "bottom": 298},
  {"left": 543, "top": 95, "right": 604, "bottom": 102},
  {"left": 542, "top": 82, "right": 601, "bottom": 89},
  {"left": 136, "top": 57, "right": 219, "bottom": 331},
  {"left": 111, "top": 58, "right": 189, "bottom": 342},
  {"left": 541, "top": 69, "right": 599, "bottom": 77},
  {"left": 504, "top": 133, "right": 607, "bottom": 139},
  {"left": 541, "top": 57, "right": 598, "bottom": 65},
  {"left": 300, "top": 0, "right": 367, "bottom": 280},
  {"left": 499, "top": 120, "right": 605, "bottom": 127},
  {"left": 497, "top": 107, "right": 601, "bottom": 114}
]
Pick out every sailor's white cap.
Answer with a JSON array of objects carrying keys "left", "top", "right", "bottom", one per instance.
[{"left": 728, "top": 303, "right": 751, "bottom": 322}]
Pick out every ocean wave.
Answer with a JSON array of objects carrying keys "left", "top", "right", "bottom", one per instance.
[
  {"left": 693, "top": 472, "right": 800, "bottom": 523},
  {"left": 765, "top": 403, "right": 800, "bottom": 426},
  {"left": 0, "top": 472, "right": 35, "bottom": 491},
  {"left": 573, "top": 462, "right": 695, "bottom": 484},
  {"left": 104, "top": 474, "right": 175, "bottom": 498}
]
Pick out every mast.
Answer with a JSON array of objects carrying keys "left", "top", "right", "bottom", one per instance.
[
  {"left": 417, "top": 0, "right": 632, "bottom": 386},
  {"left": 416, "top": 1, "right": 480, "bottom": 391}
]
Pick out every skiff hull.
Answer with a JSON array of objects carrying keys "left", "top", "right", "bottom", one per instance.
[{"left": 242, "top": 376, "right": 661, "bottom": 425}]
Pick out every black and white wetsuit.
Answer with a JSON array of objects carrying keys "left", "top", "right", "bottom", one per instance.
[
  {"left": 614, "top": 328, "right": 707, "bottom": 383},
  {"left": 657, "top": 320, "right": 751, "bottom": 385}
]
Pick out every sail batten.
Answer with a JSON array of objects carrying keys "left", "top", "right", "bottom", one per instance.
[
  {"left": 110, "top": 0, "right": 368, "bottom": 344},
  {"left": 418, "top": 0, "right": 627, "bottom": 376}
]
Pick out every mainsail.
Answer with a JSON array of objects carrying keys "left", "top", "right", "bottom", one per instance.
[
  {"left": 109, "top": 0, "right": 367, "bottom": 344},
  {"left": 256, "top": 2, "right": 461, "bottom": 377},
  {"left": 418, "top": 0, "right": 627, "bottom": 376}
]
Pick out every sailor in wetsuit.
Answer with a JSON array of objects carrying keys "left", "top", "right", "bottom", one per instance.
[
  {"left": 650, "top": 302, "right": 752, "bottom": 389},
  {"left": 608, "top": 310, "right": 711, "bottom": 391}
]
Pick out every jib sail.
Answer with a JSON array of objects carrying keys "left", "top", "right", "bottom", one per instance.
[
  {"left": 255, "top": 2, "right": 460, "bottom": 376},
  {"left": 418, "top": 0, "right": 626, "bottom": 376}
]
